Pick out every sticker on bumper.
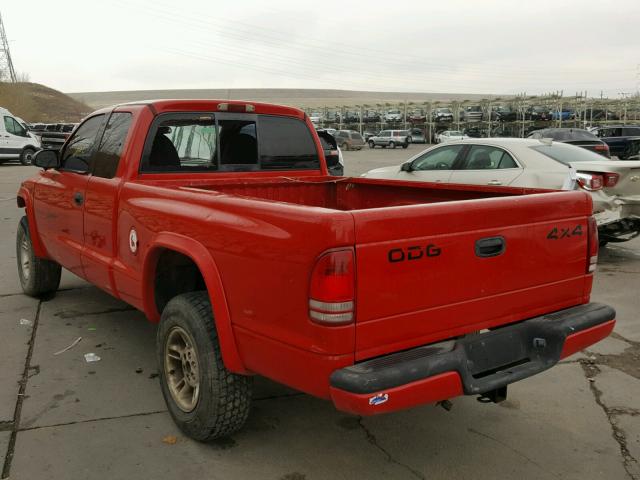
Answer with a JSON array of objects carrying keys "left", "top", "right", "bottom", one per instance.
[{"left": 368, "top": 393, "right": 389, "bottom": 406}]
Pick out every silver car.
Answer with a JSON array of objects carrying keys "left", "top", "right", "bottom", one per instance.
[{"left": 368, "top": 130, "right": 410, "bottom": 149}]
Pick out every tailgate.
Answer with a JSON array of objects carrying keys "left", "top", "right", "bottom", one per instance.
[{"left": 351, "top": 191, "right": 593, "bottom": 360}]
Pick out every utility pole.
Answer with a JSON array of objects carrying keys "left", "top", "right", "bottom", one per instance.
[{"left": 0, "top": 12, "right": 17, "bottom": 82}]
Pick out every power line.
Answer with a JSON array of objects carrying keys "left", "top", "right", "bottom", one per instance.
[{"left": 0, "top": 11, "right": 17, "bottom": 82}]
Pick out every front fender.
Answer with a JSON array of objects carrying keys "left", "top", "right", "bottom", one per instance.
[
  {"left": 142, "top": 232, "right": 248, "bottom": 374},
  {"left": 17, "top": 185, "right": 48, "bottom": 258}
]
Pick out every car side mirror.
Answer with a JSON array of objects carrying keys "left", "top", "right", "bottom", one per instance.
[
  {"left": 33, "top": 149, "right": 59, "bottom": 170},
  {"left": 401, "top": 162, "right": 413, "bottom": 172}
]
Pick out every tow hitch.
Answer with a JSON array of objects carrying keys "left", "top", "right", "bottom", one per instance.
[{"left": 477, "top": 386, "right": 508, "bottom": 404}]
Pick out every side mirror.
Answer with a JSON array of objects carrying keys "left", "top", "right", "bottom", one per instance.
[
  {"left": 33, "top": 149, "right": 59, "bottom": 170},
  {"left": 401, "top": 162, "right": 413, "bottom": 172}
]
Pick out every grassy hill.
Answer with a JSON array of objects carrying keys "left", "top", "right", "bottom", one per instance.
[
  {"left": 0, "top": 82, "right": 91, "bottom": 123},
  {"left": 69, "top": 88, "right": 497, "bottom": 110}
]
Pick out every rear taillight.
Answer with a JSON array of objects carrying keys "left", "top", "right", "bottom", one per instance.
[
  {"left": 594, "top": 144, "right": 609, "bottom": 152},
  {"left": 577, "top": 171, "right": 619, "bottom": 189},
  {"left": 309, "top": 249, "right": 355, "bottom": 325},
  {"left": 587, "top": 216, "right": 598, "bottom": 273},
  {"left": 603, "top": 172, "right": 619, "bottom": 187}
]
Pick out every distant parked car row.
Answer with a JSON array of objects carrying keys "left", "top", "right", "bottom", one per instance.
[
  {"left": 29, "top": 122, "right": 78, "bottom": 151},
  {"left": 310, "top": 105, "right": 626, "bottom": 126}
]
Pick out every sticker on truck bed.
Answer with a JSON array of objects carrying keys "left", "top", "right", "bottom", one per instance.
[{"left": 547, "top": 225, "right": 583, "bottom": 240}]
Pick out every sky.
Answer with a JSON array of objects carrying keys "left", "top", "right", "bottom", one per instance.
[{"left": 2, "top": 0, "right": 639, "bottom": 96}]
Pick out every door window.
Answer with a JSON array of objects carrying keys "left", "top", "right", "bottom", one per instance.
[
  {"left": 61, "top": 115, "right": 106, "bottom": 173},
  {"left": 92, "top": 112, "right": 132, "bottom": 178},
  {"left": 412, "top": 145, "right": 464, "bottom": 171},
  {"left": 463, "top": 145, "right": 518, "bottom": 170},
  {"left": 3, "top": 116, "right": 28, "bottom": 137}
]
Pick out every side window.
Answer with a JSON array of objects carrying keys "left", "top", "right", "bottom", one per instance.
[
  {"left": 412, "top": 145, "right": 463, "bottom": 171},
  {"left": 258, "top": 116, "right": 319, "bottom": 170},
  {"left": 624, "top": 127, "right": 640, "bottom": 136},
  {"left": 92, "top": 112, "right": 132, "bottom": 178},
  {"left": 464, "top": 145, "right": 518, "bottom": 170},
  {"left": 144, "top": 115, "right": 218, "bottom": 172},
  {"left": 4, "top": 116, "right": 27, "bottom": 137},
  {"left": 61, "top": 115, "right": 105, "bottom": 172}
]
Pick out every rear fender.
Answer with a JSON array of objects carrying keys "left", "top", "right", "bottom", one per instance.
[
  {"left": 16, "top": 186, "right": 48, "bottom": 258},
  {"left": 142, "top": 232, "right": 248, "bottom": 374}
]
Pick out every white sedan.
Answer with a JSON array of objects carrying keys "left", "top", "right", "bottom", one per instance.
[
  {"left": 362, "top": 138, "right": 640, "bottom": 242},
  {"left": 436, "top": 130, "right": 469, "bottom": 143}
]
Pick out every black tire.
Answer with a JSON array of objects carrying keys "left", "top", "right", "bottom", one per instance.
[
  {"left": 368, "top": 141, "right": 375, "bottom": 149},
  {"left": 340, "top": 142, "right": 348, "bottom": 151},
  {"left": 16, "top": 216, "right": 61, "bottom": 297},
  {"left": 20, "top": 147, "right": 36, "bottom": 166},
  {"left": 402, "top": 143, "right": 409, "bottom": 149},
  {"left": 389, "top": 141, "right": 396, "bottom": 149},
  {"left": 157, "top": 291, "right": 252, "bottom": 442}
]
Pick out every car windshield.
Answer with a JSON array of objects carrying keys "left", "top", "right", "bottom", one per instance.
[{"left": 530, "top": 143, "right": 605, "bottom": 164}]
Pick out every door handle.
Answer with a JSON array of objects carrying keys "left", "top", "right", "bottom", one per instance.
[
  {"left": 73, "top": 192, "right": 84, "bottom": 206},
  {"left": 488, "top": 180, "right": 502, "bottom": 185},
  {"left": 475, "top": 236, "right": 506, "bottom": 258}
]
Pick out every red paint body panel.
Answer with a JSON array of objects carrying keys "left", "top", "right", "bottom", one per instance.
[
  {"left": 16, "top": 99, "right": 614, "bottom": 409},
  {"left": 330, "top": 372, "right": 464, "bottom": 416},
  {"left": 560, "top": 319, "right": 616, "bottom": 359}
]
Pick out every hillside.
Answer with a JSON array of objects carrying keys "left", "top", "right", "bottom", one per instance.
[
  {"left": 0, "top": 82, "right": 91, "bottom": 123},
  {"left": 69, "top": 88, "right": 497, "bottom": 110}
]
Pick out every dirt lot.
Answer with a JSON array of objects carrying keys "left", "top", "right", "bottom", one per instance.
[{"left": 1, "top": 152, "right": 639, "bottom": 480}]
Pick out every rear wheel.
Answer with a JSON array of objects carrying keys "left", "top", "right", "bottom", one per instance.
[
  {"left": 16, "top": 217, "right": 61, "bottom": 297},
  {"left": 20, "top": 147, "right": 36, "bottom": 166},
  {"left": 157, "top": 291, "right": 252, "bottom": 442},
  {"left": 368, "top": 141, "right": 375, "bottom": 149},
  {"left": 402, "top": 143, "right": 408, "bottom": 149}
]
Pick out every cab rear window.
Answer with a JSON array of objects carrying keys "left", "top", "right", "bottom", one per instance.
[{"left": 141, "top": 114, "right": 319, "bottom": 173}]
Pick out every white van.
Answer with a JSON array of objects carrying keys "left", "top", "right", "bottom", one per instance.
[{"left": 0, "top": 107, "right": 41, "bottom": 165}]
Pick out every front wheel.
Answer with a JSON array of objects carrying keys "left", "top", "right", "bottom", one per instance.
[
  {"left": 340, "top": 142, "right": 348, "bottom": 151},
  {"left": 157, "top": 291, "right": 252, "bottom": 442},
  {"left": 389, "top": 141, "right": 396, "bottom": 149},
  {"left": 402, "top": 143, "right": 408, "bottom": 149},
  {"left": 16, "top": 217, "right": 61, "bottom": 297},
  {"left": 368, "top": 141, "right": 375, "bottom": 149},
  {"left": 20, "top": 147, "right": 36, "bottom": 166}
]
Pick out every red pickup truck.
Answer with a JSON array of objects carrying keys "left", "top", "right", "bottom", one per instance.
[{"left": 17, "top": 100, "right": 615, "bottom": 442}]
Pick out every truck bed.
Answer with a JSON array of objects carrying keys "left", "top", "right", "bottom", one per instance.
[{"left": 177, "top": 176, "right": 549, "bottom": 211}]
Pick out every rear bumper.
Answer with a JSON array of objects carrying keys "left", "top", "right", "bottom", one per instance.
[{"left": 329, "top": 303, "right": 615, "bottom": 415}]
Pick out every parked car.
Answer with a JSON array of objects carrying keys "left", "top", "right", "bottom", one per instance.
[
  {"left": 589, "top": 109, "right": 619, "bottom": 121},
  {"left": 363, "top": 130, "right": 377, "bottom": 141},
  {"left": 368, "top": 129, "right": 410, "bottom": 148},
  {"left": 436, "top": 130, "right": 469, "bottom": 143},
  {"left": 316, "top": 130, "right": 343, "bottom": 176},
  {"left": 432, "top": 107, "right": 454, "bottom": 123},
  {"left": 39, "top": 123, "right": 76, "bottom": 152},
  {"left": 492, "top": 106, "right": 517, "bottom": 122},
  {"left": 17, "top": 99, "right": 615, "bottom": 442},
  {"left": 384, "top": 109, "right": 403, "bottom": 123},
  {"left": 407, "top": 128, "right": 426, "bottom": 144},
  {"left": 526, "top": 106, "right": 553, "bottom": 122},
  {"left": 464, "top": 127, "right": 485, "bottom": 138},
  {"left": 363, "top": 110, "right": 381, "bottom": 123},
  {"left": 527, "top": 128, "right": 610, "bottom": 157},
  {"left": 408, "top": 109, "right": 426, "bottom": 123},
  {"left": 309, "top": 112, "right": 323, "bottom": 124},
  {"left": 361, "top": 138, "right": 640, "bottom": 243},
  {"left": 551, "top": 109, "right": 575, "bottom": 121},
  {"left": 591, "top": 125, "right": 640, "bottom": 160},
  {"left": 334, "top": 130, "right": 365, "bottom": 150},
  {"left": 0, "top": 107, "right": 41, "bottom": 165},
  {"left": 317, "top": 127, "right": 337, "bottom": 137},
  {"left": 462, "top": 105, "right": 483, "bottom": 122}
]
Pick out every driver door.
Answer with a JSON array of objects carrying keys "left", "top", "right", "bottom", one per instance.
[
  {"left": 33, "top": 114, "right": 106, "bottom": 277},
  {"left": 400, "top": 144, "right": 465, "bottom": 183}
]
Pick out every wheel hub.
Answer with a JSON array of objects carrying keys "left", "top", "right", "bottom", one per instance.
[{"left": 164, "top": 326, "right": 200, "bottom": 412}]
